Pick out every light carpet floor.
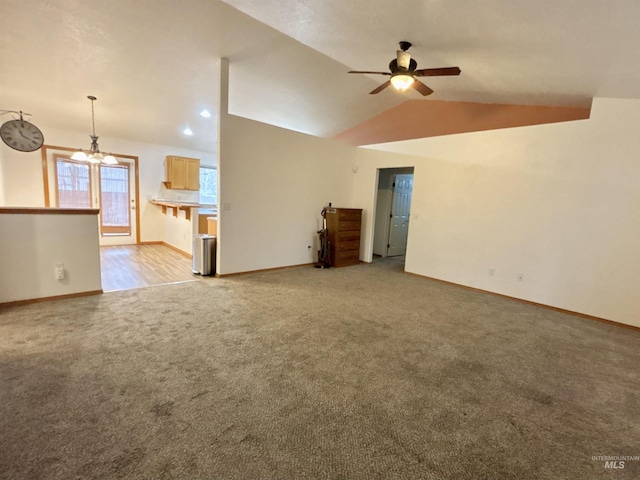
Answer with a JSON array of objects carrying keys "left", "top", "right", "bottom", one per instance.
[{"left": 1, "top": 258, "right": 639, "bottom": 479}]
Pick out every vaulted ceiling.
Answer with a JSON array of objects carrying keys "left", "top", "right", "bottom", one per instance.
[{"left": 2, "top": 0, "right": 639, "bottom": 153}]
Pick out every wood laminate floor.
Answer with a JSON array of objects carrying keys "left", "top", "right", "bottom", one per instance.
[{"left": 100, "top": 244, "right": 198, "bottom": 292}]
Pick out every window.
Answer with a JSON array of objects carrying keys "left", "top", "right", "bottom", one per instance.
[
  {"left": 53, "top": 154, "right": 134, "bottom": 237},
  {"left": 199, "top": 166, "right": 217, "bottom": 205},
  {"left": 55, "top": 157, "right": 92, "bottom": 208}
]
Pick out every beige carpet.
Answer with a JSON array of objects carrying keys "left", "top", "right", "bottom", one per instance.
[{"left": 1, "top": 258, "right": 639, "bottom": 479}]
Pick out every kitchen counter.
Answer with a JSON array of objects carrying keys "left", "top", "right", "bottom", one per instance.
[{"left": 149, "top": 200, "right": 216, "bottom": 220}]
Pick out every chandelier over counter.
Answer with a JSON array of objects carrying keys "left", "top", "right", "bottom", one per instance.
[{"left": 71, "top": 96, "right": 118, "bottom": 164}]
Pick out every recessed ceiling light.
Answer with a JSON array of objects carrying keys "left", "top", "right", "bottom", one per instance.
[
  {"left": 183, "top": 127, "right": 193, "bottom": 136},
  {"left": 200, "top": 109, "right": 211, "bottom": 118}
]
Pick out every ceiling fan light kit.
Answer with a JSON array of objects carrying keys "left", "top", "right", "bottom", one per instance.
[
  {"left": 71, "top": 95, "right": 118, "bottom": 165},
  {"left": 396, "top": 49, "right": 412, "bottom": 70},
  {"left": 390, "top": 74, "right": 415, "bottom": 91},
  {"left": 348, "top": 41, "right": 461, "bottom": 96}
]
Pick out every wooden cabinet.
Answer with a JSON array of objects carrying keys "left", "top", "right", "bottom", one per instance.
[
  {"left": 197, "top": 214, "right": 217, "bottom": 235},
  {"left": 197, "top": 214, "right": 209, "bottom": 234},
  {"left": 185, "top": 158, "right": 200, "bottom": 190},
  {"left": 164, "top": 156, "right": 200, "bottom": 190},
  {"left": 167, "top": 156, "right": 186, "bottom": 189},
  {"left": 325, "top": 207, "right": 362, "bottom": 267}
]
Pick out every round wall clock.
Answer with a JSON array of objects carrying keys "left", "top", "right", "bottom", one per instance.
[{"left": 0, "top": 112, "right": 44, "bottom": 152}]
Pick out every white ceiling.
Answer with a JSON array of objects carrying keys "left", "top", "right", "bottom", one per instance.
[{"left": 2, "top": 0, "right": 640, "bottom": 154}]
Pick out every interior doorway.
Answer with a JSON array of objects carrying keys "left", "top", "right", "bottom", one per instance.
[{"left": 373, "top": 167, "right": 414, "bottom": 263}]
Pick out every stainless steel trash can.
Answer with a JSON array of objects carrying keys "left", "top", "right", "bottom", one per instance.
[{"left": 192, "top": 234, "right": 216, "bottom": 275}]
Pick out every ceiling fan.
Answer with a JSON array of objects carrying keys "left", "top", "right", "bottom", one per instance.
[{"left": 348, "top": 41, "right": 461, "bottom": 96}]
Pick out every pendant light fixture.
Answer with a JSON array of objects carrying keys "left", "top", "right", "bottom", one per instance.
[{"left": 71, "top": 96, "right": 118, "bottom": 164}]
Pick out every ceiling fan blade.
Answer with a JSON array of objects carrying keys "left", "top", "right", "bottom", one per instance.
[
  {"left": 348, "top": 70, "right": 391, "bottom": 75},
  {"left": 413, "top": 67, "right": 461, "bottom": 77},
  {"left": 370, "top": 80, "right": 391, "bottom": 95},
  {"left": 411, "top": 80, "right": 434, "bottom": 96}
]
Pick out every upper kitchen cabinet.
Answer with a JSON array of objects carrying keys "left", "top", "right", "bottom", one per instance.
[{"left": 163, "top": 156, "right": 200, "bottom": 190}]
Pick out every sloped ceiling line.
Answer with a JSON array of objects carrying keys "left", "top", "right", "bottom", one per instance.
[{"left": 333, "top": 100, "right": 592, "bottom": 146}]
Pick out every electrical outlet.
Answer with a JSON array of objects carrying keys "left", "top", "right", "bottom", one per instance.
[
  {"left": 517, "top": 273, "right": 524, "bottom": 282},
  {"left": 55, "top": 263, "right": 65, "bottom": 280},
  {"left": 489, "top": 268, "right": 495, "bottom": 276}
]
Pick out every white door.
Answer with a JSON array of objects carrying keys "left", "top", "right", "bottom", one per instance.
[
  {"left": 387, "top": 174, "right": 413, "bottom": 257},
  {"left": 97, "top": 159, "right": 137, "bottom": 246}
]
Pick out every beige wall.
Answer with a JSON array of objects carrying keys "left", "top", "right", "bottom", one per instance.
[
  {"left": 0, "top": 211, "right": 102, "bottom": 303},
  {"left": 216, "top": 58, "right": 357, "bottom": 275},
  {"left": 0, "top": 151, "right": 5, "bottom": 205},
  {"left": 217, "top": 114, "right": 356, "bottom": 275},
  {"left": 354, "top": 98, "right": 640, "bottom": 327}
]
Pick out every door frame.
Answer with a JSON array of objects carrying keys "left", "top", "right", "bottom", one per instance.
[
  {"left": 372, "top": 167, "right": 414, "bottom": 259},
  {"left": 41, "top": 144, "right": 141, "bottom": 244}
]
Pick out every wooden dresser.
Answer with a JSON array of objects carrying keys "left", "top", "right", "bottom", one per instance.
[{"left": 325, "top": 207, "right": 362, "bottom": 267}]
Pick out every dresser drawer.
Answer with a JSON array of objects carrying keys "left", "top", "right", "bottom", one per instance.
[
  {"left": 338, "top": 220, "right": 361, "bottom": 231},
  {"left": 338, "top": 209, "right": 362, "bottom": 221},
  {"left": 336, "top": 230, "right": 360, "bottom": 242},
  {"left": 335, "top": 240, "right": 360, "bottom": 252},
  {"left": 334, "top": 249, "right": 360, "bottom": 265}
]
